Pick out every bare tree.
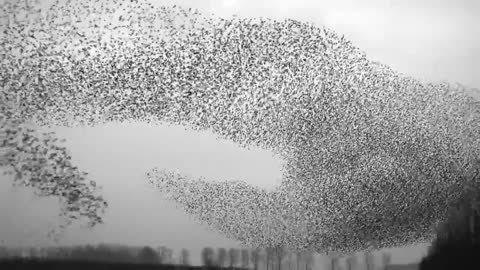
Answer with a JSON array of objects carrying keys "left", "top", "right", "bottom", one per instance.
[
  {"left": 286, "top": 251, "right": 295, "bottom": 270},
  {"left": 202, "top": 247, "right": 216, "bottom": 267},
  {"left": 158, "top": 246, "right": 173, "bottom": 264},
  {"left": 381, "top": 252, "right": 391, "bottom": 270},
  {"left": 157, "top": 246, "right": 166, "bottom": 264},
  {"left": 166, "top": 247, "right": 174, "bottom": 264},
  {"left": 364, "top": 252, "right": 375, "bottom": 270},
  {"left": 345, "top": 255, "right": 357, "bottom": 270},
  {"left": 265, "top": 247, "right": 275, "bottom": 270},
  {"left": 138, "top": 246, "right": 160, "bottom": 264},
  {"left": 241, "top": 249, "right": 250, "bottom": 268},
  {"left": 303, "top": 251, "right": 314, "bottom": 270},
  {"left": 179, "top": 248, "right": 190, "bottom": 266},
  {"left": 295, "top": 251, "right": 303, "bottom": 270},
  {"left": 0, "top": 246, "right": 9, "bottom": 259},
  {"left": 273, "top": 246, "right": 287, "bottom": 270},
  {"left": 229, "top": 248, "right": 240, "bottom": 268},
  {"left": 330, "top": 255, "right": 339, "bottom": 270},
  {"left": 250, "top": 248, "right": 262, "bottom": 270},
  {"left": 218, "top": 248, "right": 228, "bottom": 267}
]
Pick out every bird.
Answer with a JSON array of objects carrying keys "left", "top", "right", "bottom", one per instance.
[{"left": 2, "top": 0, "right": 480, "bottom": 255}]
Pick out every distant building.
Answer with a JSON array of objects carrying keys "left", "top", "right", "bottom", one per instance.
[{"left": 386, "top": 263, "right": 419, "bottom": 270}]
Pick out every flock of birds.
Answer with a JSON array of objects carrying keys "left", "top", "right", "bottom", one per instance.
[{"left": 2, "top": 0, "right": 480, "bottom": 254}]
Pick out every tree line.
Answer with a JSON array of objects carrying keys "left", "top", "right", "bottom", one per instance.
[
  {"left": 200, "top": 246, "right": 313, "bottom": 270},
  {"left": 0, "top": 244, "right": 393, "bottom": 270},
  {"left": 0, "top": 244, "right": 185, "bottom": 265},
  {"left": 200, "top": 246, "right": 393, "bottom": 270}
]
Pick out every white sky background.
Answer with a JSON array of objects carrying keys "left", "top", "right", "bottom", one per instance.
[{"left": 1, "top": 0, "right": 480, "bottom": 267}]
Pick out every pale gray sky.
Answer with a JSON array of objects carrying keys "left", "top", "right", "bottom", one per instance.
[
  {"left": 1, "top": 0, "right": 479, "bottom": 267},
  {"left": 0, "top": 122, "right": 284, "bottom": 262}
]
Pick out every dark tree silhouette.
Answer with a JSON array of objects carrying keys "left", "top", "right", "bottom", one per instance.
[
  {"left": 201, "top": 247, "right": 216, "bottom": 267},
  {"left": 179, "top": 248, "right": 190, "bottom": 266},
  {"left": 329, "top": 255, "right": 339, "bottom": 270},
  {"left": 381, "top": 252, "right": 391, "bottom": 270},
  {"left": 217, "top": 248, "right": 228, "bottom": 267},
  {"left": 419, "top": 185, "right": 480, "bottom": 270},
  {"left": 84, "top": 245, "right": 96, "bottom": 261},
  {"left": 273, "top": 246, "right": 287, "bottom": 270},
  {"left": 158, "top": 246, "right": 173, "bottom": 264},
  {"left": 228, "top": 248, "right": 240, "bottom": 269},
  {"left": 138, "top": 246, "right": 160, "bottom": 264},
  {"left": 95, "top": 244, "right": 114, "bottom": 262},
  {"left": 364, "top": 251, "right": 374, "bottom": 270},
  {"left": 0, "top": 246, "right": 9, "bottom": 259},
  {"left": 302, "top": 251, "right": 314, "bottom": 270},
  {"left": 285, "top": 252, "right": 295, "bottom": 270},
  {"left": 345, "top": 255, "right": 357, "bottom": 270},
  {"left": 241, "top": 249, "right": 250, "bottom": 268},
  {"left": 250, "top": 248, "right": 262, "bottom": 270},
  {"left": 265, "top": 247, "right": 275, "bottom": 270},
  {"left": 294, "top": 251, "right": 302, "bottom": 270}
]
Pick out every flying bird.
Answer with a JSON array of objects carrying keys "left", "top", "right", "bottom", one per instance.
[{"left": 2, "top": 0, "right": 480, "bottom": 255}]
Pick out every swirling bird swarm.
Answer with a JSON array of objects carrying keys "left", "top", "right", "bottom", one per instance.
[{"left": 2, "top": 0, "right": 480, "bottom": 253}]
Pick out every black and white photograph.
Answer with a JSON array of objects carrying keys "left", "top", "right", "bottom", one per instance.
[{"left": 1, "top": 0, "right": 479, "bottom": 269}]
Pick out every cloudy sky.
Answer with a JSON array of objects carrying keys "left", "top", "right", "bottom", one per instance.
[{"left": 1, "top": 0, "right": 479, "bottom": 267}]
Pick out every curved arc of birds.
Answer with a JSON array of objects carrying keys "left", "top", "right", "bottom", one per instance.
[{"left": 2, "top": 0, "right": 480, "bottom": 252}]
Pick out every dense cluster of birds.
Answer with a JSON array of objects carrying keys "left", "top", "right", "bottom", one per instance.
[{"left": 2, "top": 0, "right": 480, "bottom": 253}]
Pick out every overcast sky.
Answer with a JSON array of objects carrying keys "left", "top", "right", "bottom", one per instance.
[{"left": 1, "top": 0, "right": 479, "bottom": 267}]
